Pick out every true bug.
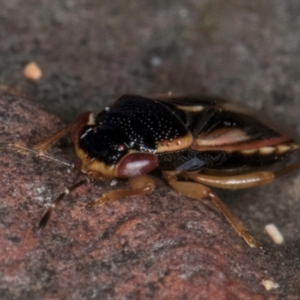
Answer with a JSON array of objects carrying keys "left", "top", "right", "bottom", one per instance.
[{"left": 18, "top": 94, "right": 300, "bottom": 249}]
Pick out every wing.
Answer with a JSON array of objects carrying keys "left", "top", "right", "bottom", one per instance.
[{"left": 154, "top": 94, "right": 297, "bottom": 154}]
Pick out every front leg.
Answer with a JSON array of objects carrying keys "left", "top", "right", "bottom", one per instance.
[
  {"left": 11, "top": 126, "right": 72, "bottom": 167},
  {"left": 32, "top": 126, "right": 71, "bottom": 153},
  {"left": 164, "top": 173, "right": 262, "bottom": 249},
  {"left": 86, "top": 175, "right": 155, "bottom": 207}
]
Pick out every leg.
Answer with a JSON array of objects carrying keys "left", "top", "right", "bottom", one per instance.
[
  {"left": 11, "top": 126, "right": 73, "bottom": 167},
  {"left": 38, "top": 179, "right": 89, "bottom": 231},
  {"left": 0, "top": 84, "right": 26, "bottom": 97},
  {"left": 32, "top": 125, "right": 71, "bottom": 153},
  {"left": 86, "top": 175, "right": 155, "bottom": 208},
  {"left": 184, "top": 171, "right": 275, "bottom": 189},
  {"left": 184, "top": 156, "right": 300, "bottom": 190},
  {"left": 165, "top": 174, "right": 262, "bottom": 249},
  {"left": 274, "top": 157, "right": 300, "bottom": 178}
]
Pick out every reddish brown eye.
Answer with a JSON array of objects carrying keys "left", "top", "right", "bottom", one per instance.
[{"left": 117, "top": 153, "right": 158, "bottom": 178}]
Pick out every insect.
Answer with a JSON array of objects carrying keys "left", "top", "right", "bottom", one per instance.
[{"left": 18, "top": 94, "right": 300, "bottom": 249}]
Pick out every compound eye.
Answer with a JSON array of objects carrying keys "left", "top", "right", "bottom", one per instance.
[{"left": 117, "top": 153, "right": 158, "bottom": 178}]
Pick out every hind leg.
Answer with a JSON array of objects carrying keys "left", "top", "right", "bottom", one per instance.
[{"left": 165, "top": 173, "right": 262, "bottom": 249}]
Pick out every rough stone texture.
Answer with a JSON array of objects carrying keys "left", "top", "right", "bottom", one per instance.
[{"left": 1, "top": 1, "right": 300, "bottom": 299}]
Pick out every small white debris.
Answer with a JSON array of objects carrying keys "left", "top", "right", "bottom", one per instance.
[
  {"left": 23, "top": 62, "right": 42, "bottom": 81},
  {"left": 261, "top": 279, "right": 279, "bottom": 291},
  {"left": 110, "top": 179, "right": 117, "bottom": 186},
  {"left": 265, "top": 223, "right": 284, "bottom": 244}
]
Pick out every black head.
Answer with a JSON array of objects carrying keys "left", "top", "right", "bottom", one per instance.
[
  {"left": 79, "top": 125, "right": 129, "bottom": 165},
  {"left": 71, "top": 111, "right": 158, "bottom": 178}
]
